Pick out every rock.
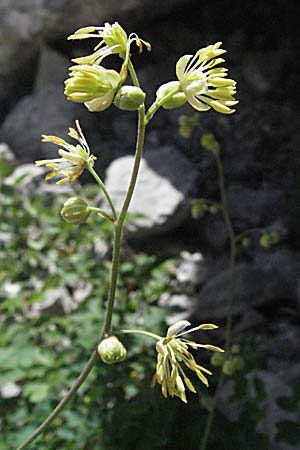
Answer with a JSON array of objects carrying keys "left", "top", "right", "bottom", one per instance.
[
  {"left": 103, "top": 146, "right": 197, "bottom": 238},
  {"left": 0, "top": 0, "right": 186, "bottom": 119},
  {"left": 199, "top": 215, "right": 229, "bottom": 252},
  {"left": 0, "top": 143, "right": 15, "bottom": 162},
  {"left": 241, "top": 50, "right": 286, "bottom": 94},
  {"left": 172, "top": 251, "right": 207, "bottom": 288},
  {"left": 29, "top": 288, "right": 75, "bottom": 317},
  {"left": 219, "top": 364, "right": 300, "bottom": 450},
  {"left": 34, "top": 45, "right": 70, "bottom": 92},
  {"left": 227, "top": 183, "right": 285, "bottom": 228},
  {"left": 3, "top": 162, "right": 73, "bottom": 196},
  {"left": 159, "top": 292, "right": 195, "bottom": 325},
  {"left": 29, "top": 283, "right": 92, "bottom": 317},
  {"left": 194, "top": 250, "right": 300, "bottom": 320},
  {"left": 4, "top": 163, "right": 46, "bottom": 187},
  {"left": 0, "top": 143, "right": 16, "bottom": 178},
  {"left": 0, "top": 84, "right": 99, "bottom": 162},
  {"left": 0, "top": 382, "right": 22, "bottom": 399}
]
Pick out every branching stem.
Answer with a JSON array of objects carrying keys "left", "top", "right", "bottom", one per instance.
[{"left": 16, "top": 58, "right": 146, "bottom": 450}]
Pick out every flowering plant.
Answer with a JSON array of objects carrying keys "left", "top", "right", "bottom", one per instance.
[{"left": 17, "top": 21, "right": 237, "bottom": 450}]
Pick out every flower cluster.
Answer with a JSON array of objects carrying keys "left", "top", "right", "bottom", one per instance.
[
  {"left": 152, "top": 320, "right": 224, "bottom": 403},
  {"left": 35, "top": 121, "right": 96, "bottom": 184},
  {"left": 65, "top": 22, "right": 149, "bottom": 112}
]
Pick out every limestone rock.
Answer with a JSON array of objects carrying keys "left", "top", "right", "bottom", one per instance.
[{"left": 104, "top": 147, "right": 197, "bottom": 238}]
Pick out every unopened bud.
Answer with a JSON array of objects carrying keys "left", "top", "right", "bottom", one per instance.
[
  {"left": 156, "top": 81, "right": 186, "bottom": 109},
  {"left": 222, "top": 359, "right": 236, "bottom": 376},
  {"left": 98, "top": 336, "right": 127, "bottom": 364},
  {"left": 61, "top": 197, "right": 90, "bottom": 225},
  {"left": 210, "top": 352, "right": 225, "bottom": 367},
  {"left": 114, "top": 85, "right": 146, "bottom": 111},
  {"left": 200, "top": 133, "right": 220, "bottom": 154}
]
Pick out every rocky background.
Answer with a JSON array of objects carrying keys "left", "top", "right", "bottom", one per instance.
[{"left": 1, "top": 1, "right": 300, "bottom": 449}]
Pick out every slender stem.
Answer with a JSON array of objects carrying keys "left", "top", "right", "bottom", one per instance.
[
  {"left": 215, "top": 151, "right": 237, "bottom": 352},
  {"left": 118, "top": 329, "right": 162, "bottom": 340},
  {"left": 102, "top": 63, "right": 146, "bottom": 333},
  {"left": 88, "top": 207, "right": 114, "bottom": 223},
  {"left": 118, "top": 107, "right": 145, "bottom": 226},
  {"left": 102, "top": 223, "right": 122, "bottom": 334},
  {"left": 88, "top": 166, "right": 117, "bottom": 221},
  {"left": 16, "top": 348, "right": 99, "bottom": 450},
  {"left": 235, "top": 227, "right": 264, "bottom": 242},
  {"left": 128, "top": 58, "right": 140, "bottom": 87},
  {"left": 200, "top": 150, "right": 237, "bottom": 450}
]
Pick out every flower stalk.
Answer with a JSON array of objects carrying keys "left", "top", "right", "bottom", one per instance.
[{"left": 199, "top": 150, "right": 237, "bottom": 450}]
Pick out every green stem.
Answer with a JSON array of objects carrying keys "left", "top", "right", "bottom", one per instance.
[
  {"left": 16, "top": 348, "right": 99, "bottom": 450},
  {"left": 200, "top": 150, "right": 237, "bottom": 450},
  {"left": 235, "top": 227, "right": 264, "bottom": 242},
  {"left": 102, "top": 223, "right": 122, "bottom": 334},
  {"left": 101, "top": 60, "right": 146, "bottom": 335},
  {"left": 118, "top": 329, "right": 162, "bottom": 340},
  {"left": 88, "top": 166, "right": 117, "bottom": 221},
  {"left": 128, "top": 58, "right": 140, "bottom": 88},
  {"left": 88, "top": 207, "right": 114, "bottom": 223}
]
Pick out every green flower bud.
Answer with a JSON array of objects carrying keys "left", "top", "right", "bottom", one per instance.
[
  {"left": 241, "top": 237, "right": 251, "bottom": 248},
  {"left": 114, "top": 85, "right": 146, "bottom": 111},
  {"left": 222, "top": 359, "right": 236, "bottom": 376},
  {"left": 231, "top": 344, "right": 240, "bottom": 354},
  {"left": 98, "top": 336, "right": 127, "bottom": 364},
  {"left": 209, "top": 205, "right": 219, "bottom": 215},
  {"left": 232, "top": 356, "right": 245, "bottom": 371},
  {"left": 200, "top": 133, "right": 220, "bottom": 154},
  {"left": 61, "top": 197, "right": 91, "bottom": 225},
  {"left": 156, "top": 81, "right": 187, "bottom": 109},
  {"left": 191, "top": 198, "right": 207, "bottom": 219},
  {"left": 259, "top": 234, "right": 270, "bottom": 248},
  {"left": 210, "top": 351, "right": 225, "bottom": 367},
  {"left": 268, "top": 231, "right": 280, "bottom": 245}
]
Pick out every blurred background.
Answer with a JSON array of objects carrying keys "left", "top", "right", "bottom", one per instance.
[{"left": 0, "top": 1, "right": 299, "bottom": 449}]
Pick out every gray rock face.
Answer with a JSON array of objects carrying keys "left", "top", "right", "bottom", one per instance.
[
  {"left": 29, "top": 283, "right": 92, "bottom": 317},
  {"left": 0, "top": 0, "right": 185, "bottom": 117},
  {"left": 0, "top": 84, "right": 94, "bottom": 161},
  {"left": 34, "top": 45, "right": 70, "bottom": 92},
  {"left": 194, "top": 250, "right": 300, "bottom": 320},
  {"left": 104, "top": 146, "right": 197, "bottom": 238},
  {"left": 173, "top": 251, "right": 207, "bottom": 288},
  {"left": 227, "top": 183, "right": 285, "bottom": 227}
]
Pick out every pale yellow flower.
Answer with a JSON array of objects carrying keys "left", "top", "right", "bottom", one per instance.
[
  {"left": 176, "top": 42, "right": 238, "bottom": 114},
  {"left": 151, "top": 320, "right": 224, "bottom": 403},
  {"left": 68, "top": 22, "right": 150, "bottom": 66},
  {"left": 35, "top": 121, "right": 96, "bottom": 185},
  {"left": 64, "top": 65, "right": 121, "bottom": 112}
]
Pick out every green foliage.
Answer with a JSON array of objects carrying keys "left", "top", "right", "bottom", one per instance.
[{"left": 0, "top": 162, "right": 179, "bottom": 450}]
